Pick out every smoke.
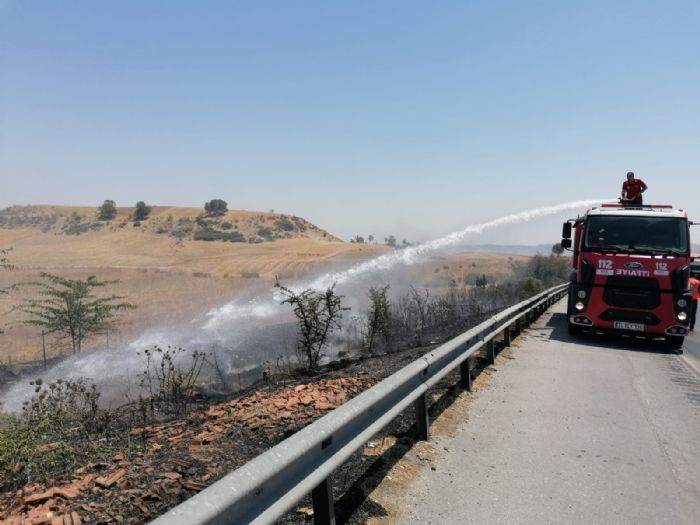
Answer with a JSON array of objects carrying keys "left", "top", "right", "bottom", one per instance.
[{"left": 1, "top": 198, "right": 608, "bottom": 411}]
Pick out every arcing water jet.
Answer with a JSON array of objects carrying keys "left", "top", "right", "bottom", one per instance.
[
  {"left": 203, "top": 198, "right": 610, "bottom": 329},
  {"left": 1, "top": 199, "right": 610, "bottom": 411}
]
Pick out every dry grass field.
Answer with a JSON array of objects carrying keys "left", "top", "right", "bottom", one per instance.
[{"left": 0, "top": 205, "right": 527, "bottom": 364}]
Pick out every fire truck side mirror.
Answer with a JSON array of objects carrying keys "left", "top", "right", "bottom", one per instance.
[
  {"left": 562, "top": 222, "right": 572, "bottom": 239},
  {"left": 561, "top": 238, "right": 572, "bottom": 249}
]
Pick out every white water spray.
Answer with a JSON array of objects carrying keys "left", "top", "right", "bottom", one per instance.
[
  {"left": 305, "top": 198, "right": 610, "bottom": 291},
  {"left": 203, "top": 198, "right": 610, "bottom": 330},
  {"left": 1, "top": 198, "right": 609, "bottom": 411}
]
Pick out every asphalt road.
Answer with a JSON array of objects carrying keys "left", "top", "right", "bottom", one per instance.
[
  {"left": 399, "top": 300, "right": 700, "bottom": 525},
  {"left": 683, "top": 321, "right": 700, "bottom": 373}
]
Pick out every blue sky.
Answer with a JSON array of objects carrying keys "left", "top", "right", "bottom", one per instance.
[{"left": 1, "top": 1, "right": 698, "bottom": 244}]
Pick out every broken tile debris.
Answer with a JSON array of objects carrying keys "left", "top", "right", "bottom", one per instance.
[{"left": 1, "top": 376, "right": 377, "bottom": 524}]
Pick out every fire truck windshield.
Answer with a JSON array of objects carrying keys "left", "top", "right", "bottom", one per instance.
[{"left": 583, "top": 216, "right": 689, "bottom": 255}]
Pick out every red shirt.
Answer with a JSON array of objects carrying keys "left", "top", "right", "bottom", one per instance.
[
  {"left": 690, "top": 276, "right": 700, "bottom": 300},
  {"left": 622, "top": 178, "right": 647, "bottom": 201}
]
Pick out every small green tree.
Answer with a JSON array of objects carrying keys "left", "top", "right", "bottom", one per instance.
[
  {"left": 133, "top": 201, "right": 152, "bottom": 221},
  {"left": 384, "top": 235, "right": 397, "bottom": 247},
  {"left": 275, "top": 280, "right": 349, "bottom": 373},
  {"left": 475, "top": 274, "right": 488, "bottom": 288},
  {"left": 204, "top": 199, "right": 228, "bottom": 217},
  {"left": 551, "top": 242, "right": 565, "bottom": 256},
  {"left": 510, "top": 254, "right": 570, "bottom": 291},
  {"left": 365, "top": 284, "right": 392, "bottom": 352},
  {"left": 518, "top": 276, "right": 543, "bottom": 296},
  {"left": 97, "top": 200, "right": 117, "bottom": 221},
  {"left": 17, "top": 273, "right": 136, "bottom": 353}
]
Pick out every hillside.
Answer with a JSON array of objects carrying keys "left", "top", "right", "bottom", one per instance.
[
  {"left": 0, "top": 205, "right": 382, "bottom": 361},
  {"left": 0, "top": 205, "right": 528, "bottom": 364},
  {"left": 0, "top": 205, "right": 341, "bottom": 243}
]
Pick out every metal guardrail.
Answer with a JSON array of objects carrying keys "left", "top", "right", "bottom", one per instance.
[{"left": 151, "top": 283, "right": 568, "bottom": 525}]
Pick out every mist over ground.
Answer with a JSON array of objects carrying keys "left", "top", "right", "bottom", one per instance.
[{"left": 0, "top": 199, "right": 605, "bottom": 412}]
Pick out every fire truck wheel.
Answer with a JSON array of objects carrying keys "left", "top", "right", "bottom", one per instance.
[{"left": 665, "top": 335, "right": 684, "bottom": 352}]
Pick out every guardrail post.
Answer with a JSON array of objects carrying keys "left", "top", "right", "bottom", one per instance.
[
  {"left": 485, "top": 339, "right": 495, "bottom": 365},
  {"left": 503, "top": 325, "right": 511, "bottom": 347},
  {"left": 312, "top": 477, "right": 336, "bottom": 525},
  {"left": 414, "top": 394, "right": 430, "bottom": 441},
  {"left": 460, "top": 358, "right": 472, "bottom": 391}
]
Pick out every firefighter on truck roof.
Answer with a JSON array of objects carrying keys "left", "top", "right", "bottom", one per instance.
[{"left": 621, "top": 171, "right": 648, "bottom": 205}]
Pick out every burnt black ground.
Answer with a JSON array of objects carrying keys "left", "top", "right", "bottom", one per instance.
[
  {"left": 1, "top": 312, "right": 504, "bottom": 524},
  {"left": 275, "top": 341, "right": 498, "bottom": 525}
]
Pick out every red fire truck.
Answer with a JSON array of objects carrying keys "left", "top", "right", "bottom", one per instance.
[{"left": 561, "top": 203, "right": 694, "bottom": 349}]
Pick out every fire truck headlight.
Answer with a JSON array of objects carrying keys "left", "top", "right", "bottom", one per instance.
[
  {"left": 575, "top": 301, "right": 585, "bottom": 311},
  {"left": 677, "top": 312, "right": 688, "bottom": 322},
  {"left": 677, "top": 298, "right": 687, "bottom": 308},
  {"left": 577, "top": 290, "right": 586, "bottom": 299}
]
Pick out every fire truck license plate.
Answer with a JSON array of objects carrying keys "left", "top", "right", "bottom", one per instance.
[{"left": 614, "top": 321, "right": 644, "bottom": 331}]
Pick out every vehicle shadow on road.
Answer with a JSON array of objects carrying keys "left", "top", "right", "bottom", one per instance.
[{"left": 544, "top": 313, "right": 679, "bottom": 355}]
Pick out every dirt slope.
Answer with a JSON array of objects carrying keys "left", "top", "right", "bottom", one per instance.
[
  {"left": 0, "top": 206, "right": 384, "bottom": 362},
  {"left": 0, "top": 205, "right": 341, "bottom": 243},
  {"left": 0, "top": 205, "right": 528, "bottom": 363}
]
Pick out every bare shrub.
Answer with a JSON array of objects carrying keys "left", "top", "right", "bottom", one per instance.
[
  {"left": 275, "top": 280, "right": 348, "bottom": 373},
  {"left": 136, "top": 346, "right": 207, "bottom": 418},
  {"left": 365, "top": 285, "right": 392, "bottom": 353}
]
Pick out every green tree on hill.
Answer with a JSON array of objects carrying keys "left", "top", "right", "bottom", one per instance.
[
  {"left": 16, "top": 273, "right": 136, "bottom": 353},
  {"left": 204, "top": 199, "right": 228, "bottom": 217},
  {"left": 97, "top": 200, "right": 117, "bottom": 221},
  {"left": 133, "top": 201, "right": 152, "bottom": 221},
  {"left": 551, "top": 242, "right": 565, "bottom": 256}
]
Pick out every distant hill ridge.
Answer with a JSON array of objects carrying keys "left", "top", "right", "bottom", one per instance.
[{"left": 0, "top": 205, "right": 341, "bottom": 244}]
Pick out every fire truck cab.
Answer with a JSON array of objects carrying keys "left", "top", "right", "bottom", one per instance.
[{"left": 561, "top": 203, "right": 694, "bottom": 349}]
